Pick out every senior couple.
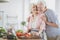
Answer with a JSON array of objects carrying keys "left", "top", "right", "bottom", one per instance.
[{"left": 27, "top": 0, "right": 58, "bottom": 40}]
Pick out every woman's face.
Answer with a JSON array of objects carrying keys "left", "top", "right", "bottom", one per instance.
[
  {"left": 32, "top": 5, "right": 36, "bottom": 11},
  {"left": 32, "top": 5, "right": 38, "bottom": 15}
]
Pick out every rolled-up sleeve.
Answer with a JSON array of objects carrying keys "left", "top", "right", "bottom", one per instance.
[
  {"left": 49, "top": 10, "right": 59, "bottom": 27},
  {"left": 45, "top": 9, "right": 59, "bottom": 27}
]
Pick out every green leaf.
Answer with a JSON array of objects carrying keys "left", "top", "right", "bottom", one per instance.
[
  {"left": 16, "top": 30, "right": 23, "bottom": 33},
  {"left": 21, "top": 21, "right": 26, "bottom": 26},
  {"left": 0, "top": 27, "right": 6, "bottom": 33}
]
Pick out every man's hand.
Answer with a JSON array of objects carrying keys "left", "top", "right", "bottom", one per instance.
[{"left": 42, "top": 15, "right": 58, "bottom": 28}]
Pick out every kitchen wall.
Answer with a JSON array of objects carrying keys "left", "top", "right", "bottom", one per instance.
[
  {"left": 0, "top": 0, "right": 24, "bottom": 30},
  {"left": 56, "top": 0, "right": 60, "bottom": 23}
]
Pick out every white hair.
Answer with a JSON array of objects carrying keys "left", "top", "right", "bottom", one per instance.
[
  {"left": 38, "top": 0, "right": 46, "bottom": 7},
  {"left": 31, "top": 0, "right": 46, "bottom": 7}
]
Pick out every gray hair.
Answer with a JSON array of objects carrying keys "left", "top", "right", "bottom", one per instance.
[
  {"left": 37, "top": 0, "right": 46, "bottom": 7},
  {"left": 31, "top": 0, "right": 46, "bottom": 7}
]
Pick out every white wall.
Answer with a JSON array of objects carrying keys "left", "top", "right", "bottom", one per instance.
[
  {"left": 0, "top": 0, "right": 24, "bottom": 30},
  {"left": 46, "top": 0, "right": 55, "bottom": 11},
  {"left": 56, "top": 0, "right": 60, "bottom": 23}
]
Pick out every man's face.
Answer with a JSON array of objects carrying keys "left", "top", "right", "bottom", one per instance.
[{"left": 37, "top": 2, "right": 45, "bottom": 11}]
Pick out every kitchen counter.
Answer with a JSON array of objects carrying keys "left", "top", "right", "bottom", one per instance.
[
  {"left": 0, "top": 35, "right": 41, "bottom": 40},
  {"left": 0, "top": 38, "right": 41, "bottom": 40}
]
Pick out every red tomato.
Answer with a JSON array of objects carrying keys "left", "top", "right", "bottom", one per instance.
[
  {"left": 24, "top": 33, "right": 31, "bottom": 37},
  {"left": 16, "top": 32, "right": 23, "bottom": 36}
]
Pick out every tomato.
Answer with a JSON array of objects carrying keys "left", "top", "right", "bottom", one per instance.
[
  {"left": 16, "top": 32, "right": 23, "bottom": 36},
  {"left": 28, "top": 33, "right": 31, "bottom": 36},
  {"left": 24, "top": 33, "right": 31, "bottom": 37},
  {"left": 25, "top": 34, "right": 29, "bottom": 37}
]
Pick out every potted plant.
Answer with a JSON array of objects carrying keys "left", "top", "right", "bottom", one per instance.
[
  {"left": 7, "top": 33, "right": 17, "bottom": 40},
  {"left": 21, "top": 21, "right": 28, "bottom": 33},
  {"left": 21, "top": 21, "right": 26, "bottom": 26},
  {"left": 6, "top": 27, "right": 17, "bottom": 40},
  {"left": 0, "top": 27, "right": 6, "bottom": 38}
]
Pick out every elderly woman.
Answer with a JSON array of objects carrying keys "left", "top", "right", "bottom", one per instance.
[
  {"left": 37, "top": 0, "right": 58, "bottom": 40},
  {"left": 27, "top": 4, "right": 47, "bottom": 40}
]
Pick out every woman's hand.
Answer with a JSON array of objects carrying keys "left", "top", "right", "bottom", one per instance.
[
  {"left": 27, "top": 26, "right": 31, "bottom": 33},
  {"left": 42, "top": 14, "right": 48, "bottom": 24}
]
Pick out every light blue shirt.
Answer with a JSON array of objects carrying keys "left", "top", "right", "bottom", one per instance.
[{"left": 45, "top": 9, "right": 59, "bottom": 37}]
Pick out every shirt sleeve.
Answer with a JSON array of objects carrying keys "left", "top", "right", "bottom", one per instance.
[{"left": 47, "top": 9, "right": 59, "bottom": 27}]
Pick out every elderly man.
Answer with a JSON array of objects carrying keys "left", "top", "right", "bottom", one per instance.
[{"left": 37, "top": 0, "right": 58, "bottom": 40}]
